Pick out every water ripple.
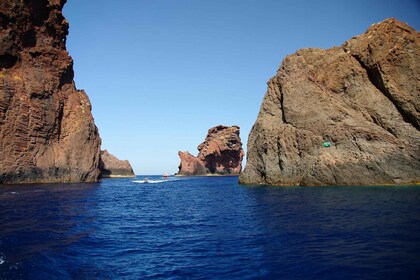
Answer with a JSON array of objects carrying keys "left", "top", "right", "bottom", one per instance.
[{"left": 1, "top": 178, "right": 419, "bottom": 279}]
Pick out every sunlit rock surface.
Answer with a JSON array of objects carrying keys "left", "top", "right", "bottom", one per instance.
[
  {"left": 178, "top": 125, "right": 244, "bottom": 176},
  {"left": 0, "top": 0, "right": 101, "bottom": 183},
  {"left": 240, "top": 19, "right": 419, "bottom": 186}
]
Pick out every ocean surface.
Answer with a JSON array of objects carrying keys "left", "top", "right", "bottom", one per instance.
[{"left": 1, "top": 176, "right": 419, "bottom": 279}]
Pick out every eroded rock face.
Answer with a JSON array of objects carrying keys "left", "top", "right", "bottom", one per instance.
[
  {"left": 178, "top": 125, "right": 244, "bottom": 175},
  {"left": 240, "top": 18, "right": 419, "bottom": 186},
  {"left": 0, "top": 0, "right": 101, "bottom": 183},
  {"left": 99, "top": 150, "right": 135, "bottom": 178}
]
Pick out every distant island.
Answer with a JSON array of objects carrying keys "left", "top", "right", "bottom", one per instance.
[
  {"left": 177, "top": 125, "right": 244, "bottom": 176},
  {"left": 99, "top": 150, "right": 135, "bottom": 178}
]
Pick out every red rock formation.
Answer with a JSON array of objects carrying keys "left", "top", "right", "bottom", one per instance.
[
  {"left": 240, "top": 19, "right": 420, "bottom": 186},
  {"left": 0, "top": 0, "right": 101, "bottom": 183},
  {"left": 178, "top": 151, "right": 208, "bottom": 176},
  {"left": 178, "top": 125, "right": 244, "bottom": 176},
  {"left": 99, "top": 150, "right": 135, "bottom": 178}
]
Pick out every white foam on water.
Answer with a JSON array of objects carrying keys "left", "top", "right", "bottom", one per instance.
[
  {"left": 133, "top": 179, "right": 179, "bottom": 184},
  {"left": 2, "top": 192, "right": 19, "bottom": 197}
]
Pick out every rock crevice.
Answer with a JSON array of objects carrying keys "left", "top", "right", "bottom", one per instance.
[{"left": 350, "top": 52, "right": 419, "bottom": 130}]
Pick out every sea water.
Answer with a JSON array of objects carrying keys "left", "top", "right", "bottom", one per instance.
[{"left": 0, "top": 176, "right": 419, "bottom": 279}]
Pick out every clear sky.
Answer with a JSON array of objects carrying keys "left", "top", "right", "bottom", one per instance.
[{"left": 63, "top": 0, "right": 419, "bottom": 175}]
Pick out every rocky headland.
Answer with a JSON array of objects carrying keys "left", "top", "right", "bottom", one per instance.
[
  {"left": 0, "top": 0, "right": 101, "bottom": 183},
  {"left": 99, "top": 150, "right": 135, "bottom": 178},
  {"left": 178, "top": 125, "right": 244, "bottom": 176},
  {"left": 240, "top": 18, "right": 419, "bottom": 186}
]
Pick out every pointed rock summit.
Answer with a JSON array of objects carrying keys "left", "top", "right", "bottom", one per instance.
[
  {"left": 178, "top": 125, "right": 244, "bottom": 176},
  {"left": 0, "top": 0, "right": 101, "bottom": 183},
  {"left": 240, "top": 18, "right": 420, "bottom": 186}
]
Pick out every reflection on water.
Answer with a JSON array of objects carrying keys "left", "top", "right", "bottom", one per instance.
[{"left": 1, "top": 178, "right": 419, "bottom": 279}]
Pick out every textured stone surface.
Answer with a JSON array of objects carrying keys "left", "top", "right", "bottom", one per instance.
[
  {"left": 0, "top": 0, "right": 101, "bottom": 183},
  {"left": 240, "top": 18, "right": 419, "bottom": 186},
  {"left": 99, "top": 150, "right": 135, "bottom": 178},
  {"left": 178, "top": 125, "right": 244, "bottom": 176},
  {"left": 178, "top": 151, "right": 207, "bottom": 176}
]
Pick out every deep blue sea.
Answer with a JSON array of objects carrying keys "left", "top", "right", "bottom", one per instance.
[{"left": 1, "top": 176, "right": 419, "bottom": 280}]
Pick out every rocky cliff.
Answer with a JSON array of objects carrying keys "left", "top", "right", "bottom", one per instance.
[
  {"left": 99, "top": 150, "right": 135, "bottom": 178},
  {"left": 0, "top": 0, "right": 101, "bottom": 183},
  {"left": 240, "top": 18, "right": 419, "bottom": 186},
  {"left": 178, "top": 125, "right": 244, "bottom": 176}
]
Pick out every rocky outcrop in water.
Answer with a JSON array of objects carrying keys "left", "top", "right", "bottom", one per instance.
[
  {"left": 99, "top": 150, "right": 135, "bottom": 178},
  {"left": 0, "top": 0, "right": 101, "bottom": 183},
  {"left": 178, "top": 125, "right": 244, "bottom": 176},
  {"left": 240, "top": 18, "right": 419, "bottom": 186}
]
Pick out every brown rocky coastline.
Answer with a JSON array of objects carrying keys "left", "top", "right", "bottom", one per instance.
[
  {"left": 99, "top": 150, "right": 135, "bottom": 178},
  {"left": 239, "top": 18, "right": 420, "bottom": 186},
  {"left": 0, "top": 0, "right": 101, "bottom": 184},
  {"left": 178, "top": 125, "right": 244, "bottom": 176}
]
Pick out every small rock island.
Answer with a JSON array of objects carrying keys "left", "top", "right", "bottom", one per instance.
[
  {"left": 178, "top": 125, "right": 244, "bottom": 176},
  {"left": 99, "top": 150, "right": 135, "bottom": 178}
]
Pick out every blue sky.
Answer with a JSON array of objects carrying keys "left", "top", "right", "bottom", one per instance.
[{"left": 63, "top": 0, "right": 419, "bottom": 175}]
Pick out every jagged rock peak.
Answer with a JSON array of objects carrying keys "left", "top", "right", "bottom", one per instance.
[
  {"left": 0, "top": 0, "right": 101, "bottom": 183},
  {"left": 178, "top": 125, "right": 244, "bottom": 176},
  {"left": 239, "top": 18, "right": 419, "bottom": 186}
]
